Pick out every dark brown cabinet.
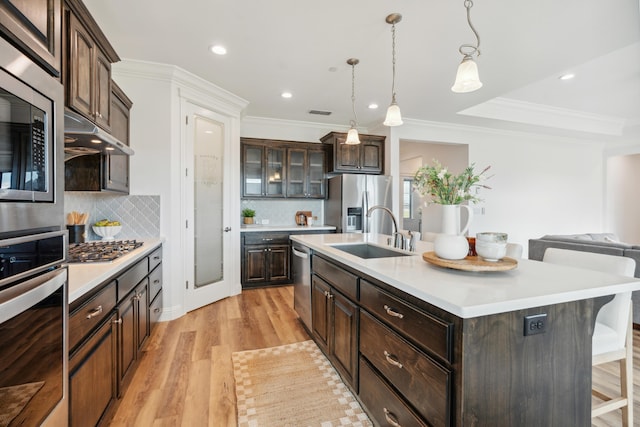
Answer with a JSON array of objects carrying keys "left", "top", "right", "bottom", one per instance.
[
  {"left": 286, "top": 147, "right": 326, "bottom": 198},
  {"left": 242, "top": 232, "right": 290, "bottom": 287},
  {"left": 65, "top": 1, "right": 118, "bottom": 130},
  {"left": 311, "top": 258, "right": 358, "bottom": 389},
  {"left": 68, "top": 245, "right": 163, "bottom": 426},
  {"left": 69, "top": 310, "right": 117, "bottom": 427},
  {"left": 242, "top": 142, "right": 286, "bottom": 198},
  {"left": 320, "top": 131, "right": 385, "bottom": 174},
  {"left": 241, "top": 138, "right": 326, "bottom": 199},
  {"left": 0, "top": 0, "right": 61, "bottom": 76}
]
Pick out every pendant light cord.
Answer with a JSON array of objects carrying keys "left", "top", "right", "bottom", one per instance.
[
  {"left": 351, "top": 61, "right": 358, "bottom": 127},
  {"left": 391, "top": 22, "right": 397, "bottom": 103},
  {"left": 459, "top": 0, "right": 481, "bottom": 57}
]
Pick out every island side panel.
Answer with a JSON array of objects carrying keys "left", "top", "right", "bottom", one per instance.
[{"left": 459, "top": 299, "right": 594, "bottom": 427}]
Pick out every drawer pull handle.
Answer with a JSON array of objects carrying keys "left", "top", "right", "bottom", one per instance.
[
  {"left": 153, "top": 279, "right": 161, "bottom": 284},
  {"left": 153, "top": 255, "right": 161, "bottom": 260},
  {"left": 262, "top": 238, "right": 274, "bottom": 241},
  {"left": 383, "top": 305, "right": 404, "bottom": 319},
  {"left": 86, "top": 305, "right": 103, "bottom": 319},
  {"left": 383, "top": 351, "right": 403, "bottom": 369},
  {"left": 383, "top": 408, "right": 401, "bottom": 427}
]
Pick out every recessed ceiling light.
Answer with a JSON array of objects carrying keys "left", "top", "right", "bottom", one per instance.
[
  {"left": 559, "top": 73, "right": 575, "bottom": 80},
  {"left": 91, "top": 139, "right": 101, "bottom": 144},
  {"left": 210, "top": 45, "right": 227, "bottom": 55},
  {"left": 368, "top": 103, "right": 379, "bottom": 109},
  {"left": 105, "top": 146, "right": 115, "bottom": 151},
  {"left": 281, "top": 92, "right": 292, "bottom": 99}
]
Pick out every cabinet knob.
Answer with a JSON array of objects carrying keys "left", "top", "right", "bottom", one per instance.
[
  {"left": 383, "top": 304, "right": 404, "bottom": 319},
  {"left": 383, "top": 408, "right": 401, "bottom": 427},
  {"left": 224, "top": 227, "right": 232, "bottom": 232},
  {"left": 112, "top": 318, "right": 122, "bottom": 325}
]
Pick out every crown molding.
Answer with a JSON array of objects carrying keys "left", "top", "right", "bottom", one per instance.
[{"left": 458, "top": 97, "right": 626, "bottom": 136}]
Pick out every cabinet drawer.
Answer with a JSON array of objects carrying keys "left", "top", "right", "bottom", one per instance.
[
  {"left": 69, "top": 281, "right": 117, "bottom": 351},
  {"left": 360, "top": 279, "right": 452, "bottom": 362},
  {"left": 150, "top": 289, "right": 162, "bottom": 331},
  {"left": 312, "top": 256, "right": 358, "bottom": 300},
  {"left": 118, "top": 257, "right": 148, "bottom": 301},
  {"left": 360, "top": 311, "right": 451, "bottom": 427},
  {"left": 149, "top": 264, "right": 162, "bottom": 301},
  {"left": 358, "top": 358, "right": 427, "bottom": 427},
  {"left": 149, "top": 246, "right": 162, "bottom": 272},
  {"left": 243, "top": 232, "right": 290, "bottom": 245}
]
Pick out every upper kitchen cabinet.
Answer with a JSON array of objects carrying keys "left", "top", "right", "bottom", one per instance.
[
  {"left": 63, "top": 0, "right": 120, "bottom": 131},
  {"left": 241, "top": 138, "right": 327, "bottom": 199},
  {"left": 0, "top": 0, "right": 62, "bottom": 76},
  {"left": 286, "top": 146, "right": 325, "bottom": 198},
  {"left": 321, "top": 131, "right": 385, "bottom": 174},
  {"left": 241, "top": 139, "right": 286, "bottom": 198}
]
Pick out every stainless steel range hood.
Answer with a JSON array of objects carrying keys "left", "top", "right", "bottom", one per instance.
[{"left": 64, "top": 109, "right": 134, "bottom": 160}]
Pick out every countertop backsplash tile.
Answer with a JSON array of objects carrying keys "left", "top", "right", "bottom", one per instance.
[
  {"left": 65, "top": 193, "right": 160, "bottom": 240},
  {"left": 241, "top": 199, "right": 323, "bottom": 226}
]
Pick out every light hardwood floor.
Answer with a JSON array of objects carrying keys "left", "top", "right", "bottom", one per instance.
[{"left": 108, "top": 286, "right": 640, "bottom": 427}]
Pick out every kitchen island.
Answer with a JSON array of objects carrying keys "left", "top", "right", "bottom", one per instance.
[{"left": 291, "top": 232, "right": 640, "bottom": 427}]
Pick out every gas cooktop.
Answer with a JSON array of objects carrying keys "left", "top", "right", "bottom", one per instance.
[{"left": 67, "top": 240, "right": 143, "bottom": 263}]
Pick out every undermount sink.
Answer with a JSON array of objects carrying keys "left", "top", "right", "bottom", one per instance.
[{"left": 330, "top": 243, "right": 413, "bottom": 259}]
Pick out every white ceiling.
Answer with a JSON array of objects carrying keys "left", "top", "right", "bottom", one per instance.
[{"left": 84, "top": 0, "right": 640, "bottom": 143}]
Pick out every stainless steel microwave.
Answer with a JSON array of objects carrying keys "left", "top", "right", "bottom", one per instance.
[
  {"left": 0, "top": 67, "right": 53, "bottom": 202},
  {"left": 0, "top": 36, "right": 64, "bottom": 237}
]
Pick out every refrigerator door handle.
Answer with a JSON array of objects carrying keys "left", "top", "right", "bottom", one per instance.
[{"left": 363, "top": 190, "right": 370, "bottom": 233}]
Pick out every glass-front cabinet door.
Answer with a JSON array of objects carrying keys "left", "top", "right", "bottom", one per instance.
[
  {"left": 286, "top": 148, "right": 306, "bottom": 197},
  {"left": 307, "top": 149, "right": 326, "bottom": 198},
  {"left": 265, "top": 147, "right": 285, "bottom": 197},
  {"left": 242, "top": 144, "right": 264, "bottom": 197}
]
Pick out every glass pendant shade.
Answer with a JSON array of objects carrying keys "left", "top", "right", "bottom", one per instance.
[
  {"left": 345, "top": 127, "right": 360, "bottom": 145},
  {"left": 451, "top": 56, "right": 483, "bottom": 93},
  {"left": 383, "top": 102, "right": 403, "bottom": 126}
]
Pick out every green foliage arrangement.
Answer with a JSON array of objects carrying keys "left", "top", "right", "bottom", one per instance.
[
  {"left": 413, "top": 160, "right": 492, "bottom": 205},
  {"left": 242, "top": 208, "right": 256, "bottom": 218}
]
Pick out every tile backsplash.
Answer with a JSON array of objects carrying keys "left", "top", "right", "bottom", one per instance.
[
  {"left": 241, "top": 199, "right": 324, "bottom": 225},
  {"left": 65, "top": 193, "right": 160, "bottom": 240}
]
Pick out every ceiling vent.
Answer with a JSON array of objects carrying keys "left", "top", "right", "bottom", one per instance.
[{"left": 309, "top": 110, "right": 332, "bottom": 116}]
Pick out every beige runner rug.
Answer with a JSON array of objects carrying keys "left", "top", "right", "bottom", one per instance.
[{"left": 232, "top": 340, "right": 372, "bottom": 427}]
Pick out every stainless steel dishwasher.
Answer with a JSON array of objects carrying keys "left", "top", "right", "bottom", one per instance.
[{"left": 292, "top": 242, "right": 311, "bottom": 330}]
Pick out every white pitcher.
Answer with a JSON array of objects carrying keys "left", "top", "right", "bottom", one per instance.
[{"left": 434, "top": 204, "right": 473, "bottom": 260}]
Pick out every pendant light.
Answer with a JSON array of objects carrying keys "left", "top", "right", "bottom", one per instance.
[
  {"left": 345, "top": 58, "right": 361, "bottom": 145},
  {"left": 383, "top": 13, "right": 403, "bottom": 126},
  {"left": 451, "top": 0, "right": 483, "bottom": 93}
]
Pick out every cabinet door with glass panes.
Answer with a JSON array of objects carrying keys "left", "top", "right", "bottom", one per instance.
[
  {"left": 306, "top": 148, "right": 326, "bottom": 198},
  {"left": 242, "top": 144, "right": 264, "bottom": 197},
  {"left": 242, "top": 143, "right": 285, "bottom": 198},
  {"left": 264, "top": 146, "right": 285, "bottom": 197}
]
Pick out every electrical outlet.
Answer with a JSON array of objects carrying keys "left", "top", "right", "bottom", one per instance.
[
  {"left": 523, "top": 313, "right": 547, "bottom": 336},
  {"left": 261, "top": 219, "right": 269, "bottom": 225}
]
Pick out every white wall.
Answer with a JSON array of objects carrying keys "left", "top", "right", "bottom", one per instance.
[
  {"left": 392, "top": 120, "right": 607, "bottom": 257},
  {"left": 606, "top": 154, "right": 640, "bottom": 242},
  {"left": 112, "top": 60, "right": 246, "bottom": 320}
]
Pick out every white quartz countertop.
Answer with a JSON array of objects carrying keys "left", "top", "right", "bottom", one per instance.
[
  {"left": 241, "top": 224, "right": 336, "bottom": 232},
  {"left": 290, "top": 233, "right": 640, "bottom": 318},
  {"left": 66, "top": 238, "right": 164, "bottom": 304}
]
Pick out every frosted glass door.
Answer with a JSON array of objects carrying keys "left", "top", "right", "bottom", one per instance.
[{"left": 194, "top": 115, "right": 223, "bottom": 287}]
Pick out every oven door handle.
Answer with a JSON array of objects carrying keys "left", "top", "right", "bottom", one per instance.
[{"left": 0, "top": 268, "right": 67, "bottom": 324}]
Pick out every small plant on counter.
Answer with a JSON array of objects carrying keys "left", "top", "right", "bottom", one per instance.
[
  {"left": 242, "top": 208, "right": 256, "bottom": 224},
  {"left": 413, "top": 159, "right": 492, "bottom": 205}
]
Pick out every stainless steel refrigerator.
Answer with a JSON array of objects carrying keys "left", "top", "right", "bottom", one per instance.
[{"left": 324, "top": 174, "right": 394, "bottom": 234}]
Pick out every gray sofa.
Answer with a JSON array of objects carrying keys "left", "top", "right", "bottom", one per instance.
[{"left": 528, "top": 233, "right": 640, "bottom": 323}]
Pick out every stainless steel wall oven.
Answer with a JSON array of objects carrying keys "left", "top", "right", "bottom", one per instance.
[
  {"left": 0, "top": 230, "right": 67, "bottom": 426},
  {"left": 0, "top": 33, "right": 67, "bottom": 425}
]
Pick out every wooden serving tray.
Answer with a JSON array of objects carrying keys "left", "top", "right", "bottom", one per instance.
[{"left": 422, "top": 251, "right": 518, "bottom": 272}]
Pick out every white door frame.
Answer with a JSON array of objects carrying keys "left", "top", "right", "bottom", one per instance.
[{"left": 182, "top": 101, "right": 239, "bottom": 312}]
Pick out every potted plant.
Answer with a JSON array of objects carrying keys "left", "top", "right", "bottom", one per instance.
[{"left": 242, "top": 208, "right": 256, "bottom": 224}]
